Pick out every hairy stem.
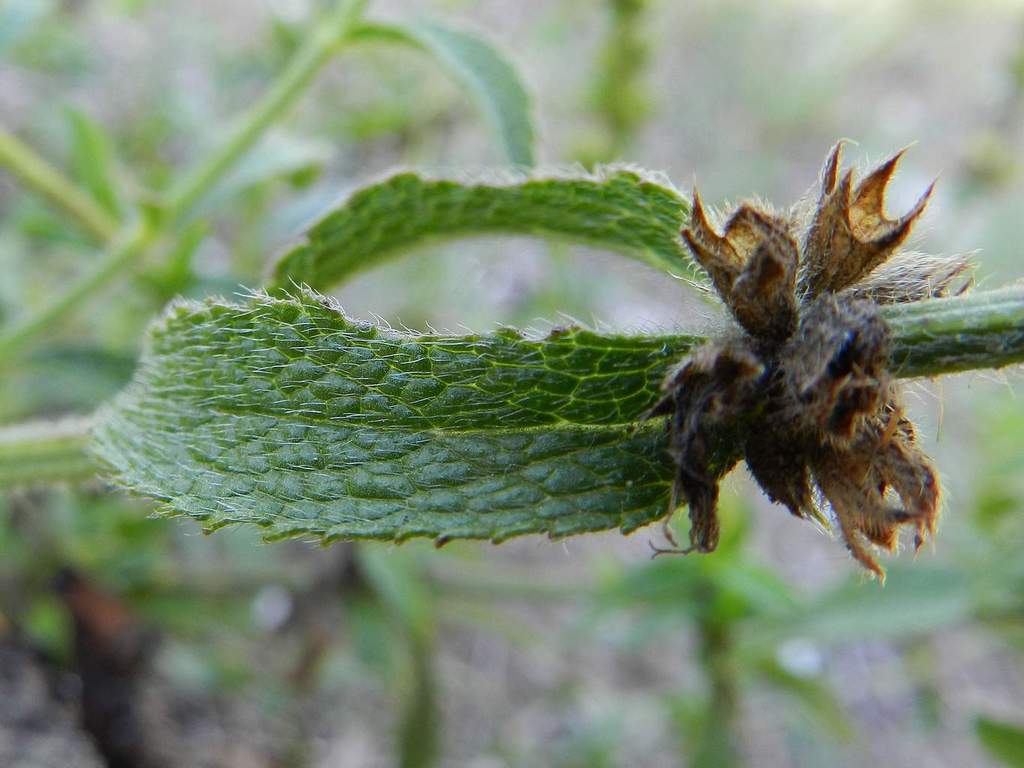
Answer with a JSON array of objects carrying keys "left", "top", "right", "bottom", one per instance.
[
  {"left": 0, "top": 127, "right": 120, "bottom": 242},
  {"left": 0, "top": 417, "right": 97, "bottom": 487},
  {"left": 883, "top": 285, "right": 1024, "bottom": 376},
  {"left": 0, "top": 0, "right": 366, "bottom": 366}
]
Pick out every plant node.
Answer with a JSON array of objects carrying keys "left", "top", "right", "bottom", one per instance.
[{"left": 651, "top": 142, "right": 972, "bottom": 579}]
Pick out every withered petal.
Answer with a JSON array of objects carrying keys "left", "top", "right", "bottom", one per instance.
[
  {"left": 722, "top": 205, "right": 776, "bottom": 259},
  {"left": 745, "top": 429, "right": 813, "bottom": 517},
  {"left": 778, "top": 294, "right": 891, "bottom": 440},
  {"left": 685, "top": 203, "right": 800, "bottom": 341},
  {"left": 875, "top": 419, "right": 941, "bottom": 548},
  {"left": 660, "top": 141, "right": 956, "bottom": 576},
  {"left": 683, "top": 189, "right": 744, "bottom": 299},
  {"left": 654, "top": 340, "right": 762, "bottom": 554},
  {"left": 800, "top": 169, "right": 854, "bottom": 298},
  {"left": 812, "top": 451, "right": 889, "bottom": 579},
  {"left": 731, "top": 226, "right": 799, "bottom": 341},
  {"left": 682, "top": 229, "right": 737, "bottom": 301},
  {"left": 800, "top": 146, "right": 935, "bottom": 298},
  {"left": 848, "top": 147, "right": 908, "bottom": 239},
  {"left": 688, "top": 188, "right": 723, "bottom": 249}
]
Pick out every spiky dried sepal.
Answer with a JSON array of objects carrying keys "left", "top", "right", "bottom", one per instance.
[
  {"left": 656, "top": 143, "right": 957, "bottom": 578},
  {"left": 683, "top": 198, "right": 799, "bottom": 343},
  {"left": 799, "top": 142, "right": 935, "bottom": 299},
  {"left": 650, "top": 340, "right": 761, "bottom": 552}
]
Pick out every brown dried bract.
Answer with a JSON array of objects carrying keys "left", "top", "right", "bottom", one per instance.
[{"left": 652, "top": 142, "right": 969, "bottom": 579}]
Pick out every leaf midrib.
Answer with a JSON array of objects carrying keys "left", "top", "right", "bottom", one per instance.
[{"left": 150, "top": 399, "right": 662, "bottom": 436}]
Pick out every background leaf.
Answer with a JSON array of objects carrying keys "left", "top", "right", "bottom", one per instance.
[
  {"left": 352, "top": 19, "right": 535, "bottom": 167},
  {"left": 743, "top": 565, "right": 974, "bottom": 649},
  {"left": 66, "top": 108, "right": 123, "bottom": 219},
  {"left": 270, "top": 167, "right": 695, "bottom": 289},
  {"left": 976, "top": 717, "right": 1024, "bottom": 768},
  {"left": 0, "top": 0, "right": 54, "bottom": 58},
  {"left": 200, "top": 132, "right": 333, "bottom": 213}
]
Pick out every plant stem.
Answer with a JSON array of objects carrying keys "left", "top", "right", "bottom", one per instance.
[
  {"left": 692, "top": 586, "right": 740, "bottom": 768},
  {"left": 165, "top": 0, "right": 366, "bottom": 221},
  {"left": 0, "top": 221, "right": 156, "bottom": 363},
  {"left": 587, "top": 0, "right": 650, "bottom": 162},
  {"left": 0, "top": 127, "right": 120, "bottom": 242},
  {"left": 884, "top": 285, "right": 1024, "bottom": 377},
  {"left": 0, "top": 417, "right": 97, "bottom": 487},
  {"left": 397, "top": 631, "right": 440, "bottom": 768},
  {"left": 0, "top": 0, "right": 366, "bottom": 366}
]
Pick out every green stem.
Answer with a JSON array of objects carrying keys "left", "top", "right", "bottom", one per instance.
[
  {"left": 691, "top": 584, "right": 740, "bottom": 768},
  {"left": 884, "top": 286, "right": 1024, "bottom": 377},
  {"left": 0, "top": 417, "right": 98, "bottom": 487},
  {"left": 589, "top": 0, "right": 650, "bottom": 161},
  {"left": 165, "top": 0, "right": 366, "bottom": 221},
  {"left": 0, "top": 221, "right": 156, "bottom": 363},
  {"left": 0, "top": 0, "right": 367, "bottom": 367},
  {"left": 0, "top": 127, "right": 120, "bottom": 242},
  {"left": 397, "top": 631, "right": 440, "bottom": 768}
]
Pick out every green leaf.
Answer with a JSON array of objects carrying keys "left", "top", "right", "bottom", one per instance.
[
  {"left": 745, "top": 565, "right": 974, "bottom": 649},
  {"left": 752, "top": 658, "right": 853, "bottom": 741},
  {"left": 352, "top": 19, "right": 534, "bottom": 166},
  {"left": 66, "top": 107, "right": 123, "bottom": 218},
  {"left": 92, "top": 290, "right": 701, "bottom": 543},
  {"left": 201, "top": 132, "right": 333, "bottom": 211},
  {"left": 976, "top": 717, "right": 1024, "bottom": 768},
  {"left": 91, "top": 288, "right": 1024, "bottom": 544},
  {"left": 270, "top": 167, "right": 695, "bottom": 290}
]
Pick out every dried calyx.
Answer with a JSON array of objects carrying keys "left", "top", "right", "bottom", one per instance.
[{"left": 651, "top": 142, "right": 972, "bottom": 579}]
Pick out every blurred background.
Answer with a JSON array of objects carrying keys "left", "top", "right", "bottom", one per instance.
[{"left": 1, "top": 0, "right": 1023, "bottom": 766}]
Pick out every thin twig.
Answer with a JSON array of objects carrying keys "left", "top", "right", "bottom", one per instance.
[
  {"left": 0, "top": 127, "right": 120, "bottom": 242},
  {"left": 0, "top": 0, "right": 367, "bottom": 367}
]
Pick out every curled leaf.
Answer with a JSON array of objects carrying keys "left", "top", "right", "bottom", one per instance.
[{"left": 271, "top": 167, "right": 696, "bottom": 289}]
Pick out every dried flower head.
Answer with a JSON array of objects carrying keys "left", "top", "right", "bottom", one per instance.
[{"left": 651, "top": 142, "right": 972, "bottom": 579}]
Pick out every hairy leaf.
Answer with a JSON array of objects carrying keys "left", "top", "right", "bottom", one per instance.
[
  {"left": 270, "top": 168, "right": 694, "bottom": 289},
  {"left": 93, "top": 291, "right": 699, "bottom": 542},
  {"left": 352, "top": 20, "right": 534, "bottom": 167},
  {"left": 883, "top": 285, "right": 1024, "bottom": 376},
  {"left": 93, "top": 289, "right": 1024, "bottom": 544}
]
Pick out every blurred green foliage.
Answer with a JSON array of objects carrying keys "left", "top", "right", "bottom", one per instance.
[{"left": 0, "top": 1, "right": 1022, "bottom": 766}]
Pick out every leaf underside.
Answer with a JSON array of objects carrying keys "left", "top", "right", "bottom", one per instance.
[
  {"left": 270, "top": 168, "right": 695, "bottom": 291},
  {"left": 92, "top": 291, "right": 700, "bottom": 543}
]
